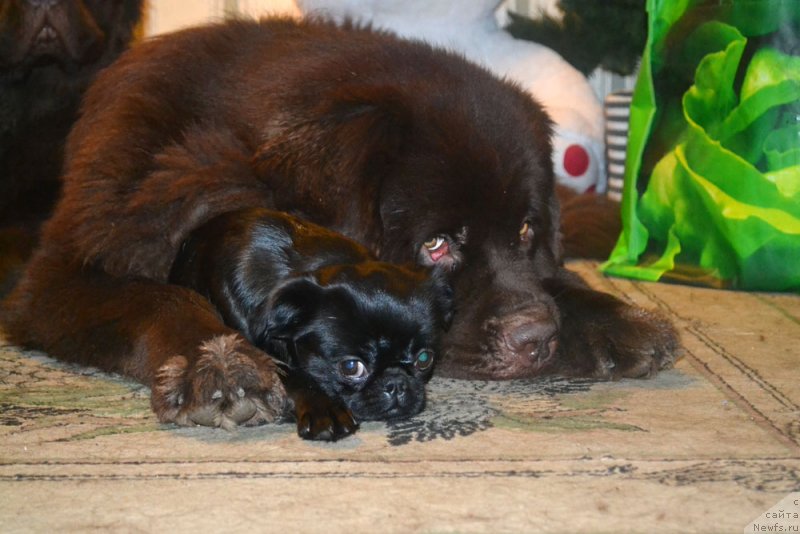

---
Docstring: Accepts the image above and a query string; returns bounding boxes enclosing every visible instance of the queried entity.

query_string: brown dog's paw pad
[151,334,287,429]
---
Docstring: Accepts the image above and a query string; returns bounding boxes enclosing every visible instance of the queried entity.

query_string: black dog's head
[261,262,452,421]
[0,0,142,72]
[170,208,453,423]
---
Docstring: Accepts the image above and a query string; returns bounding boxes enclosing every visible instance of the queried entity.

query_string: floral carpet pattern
[1,260,799,533]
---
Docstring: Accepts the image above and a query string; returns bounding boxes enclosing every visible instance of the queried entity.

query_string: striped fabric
[604,90,634,202]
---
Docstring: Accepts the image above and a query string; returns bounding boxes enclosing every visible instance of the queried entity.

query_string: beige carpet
[1,260,798,533]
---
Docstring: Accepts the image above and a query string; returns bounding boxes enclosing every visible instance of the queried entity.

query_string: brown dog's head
[374,85,563,379]
[255,48,563,380]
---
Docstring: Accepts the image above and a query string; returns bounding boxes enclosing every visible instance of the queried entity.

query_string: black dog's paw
[548,281,681,379]
[292,388,359,441]
[151,334,287,430]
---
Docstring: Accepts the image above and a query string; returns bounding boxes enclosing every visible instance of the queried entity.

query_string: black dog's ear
[255,277,324,358]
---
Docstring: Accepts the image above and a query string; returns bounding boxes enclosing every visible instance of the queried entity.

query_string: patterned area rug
[2,260,799,533]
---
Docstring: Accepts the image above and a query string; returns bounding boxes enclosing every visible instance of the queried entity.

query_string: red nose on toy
[563,144,590,177]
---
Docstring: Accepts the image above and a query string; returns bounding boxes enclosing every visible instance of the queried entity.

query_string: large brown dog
[1,17,679,428]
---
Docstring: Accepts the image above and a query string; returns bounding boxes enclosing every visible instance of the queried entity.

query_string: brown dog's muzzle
[483,305,558,378]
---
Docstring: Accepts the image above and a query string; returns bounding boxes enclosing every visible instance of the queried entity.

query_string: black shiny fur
[169,208,451,440]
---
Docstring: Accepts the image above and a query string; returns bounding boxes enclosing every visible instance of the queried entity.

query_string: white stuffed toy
[295,0,606,194]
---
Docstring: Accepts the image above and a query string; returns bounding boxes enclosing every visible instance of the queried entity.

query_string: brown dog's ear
[252,85,411,247]
[255,83,411,175]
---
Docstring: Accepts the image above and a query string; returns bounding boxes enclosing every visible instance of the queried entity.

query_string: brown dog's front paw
[151,334,287,429]
[594,306,681,379]
[554,289,681,380]
[292,388,358,441]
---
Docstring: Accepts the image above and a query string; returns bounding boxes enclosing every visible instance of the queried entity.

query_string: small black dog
[169,208,452,441]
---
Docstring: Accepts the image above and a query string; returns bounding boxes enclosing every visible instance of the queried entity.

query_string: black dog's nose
[383,374,409,402]
[496,311,559,365]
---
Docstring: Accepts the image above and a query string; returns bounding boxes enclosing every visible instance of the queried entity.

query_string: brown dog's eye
[339,358,368,380]
[419,233,460,270]
[414,349,435,371]
[519,221,534,243]
[423,236,449,261]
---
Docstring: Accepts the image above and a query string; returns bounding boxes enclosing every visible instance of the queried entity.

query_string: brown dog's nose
[496,312,559,366]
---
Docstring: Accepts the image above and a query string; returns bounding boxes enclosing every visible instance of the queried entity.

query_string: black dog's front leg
[544,270,681,379]
[281,370,359,441]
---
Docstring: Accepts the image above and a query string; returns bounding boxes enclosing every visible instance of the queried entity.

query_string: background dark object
[505,0,647,76]
[0,0,144,296]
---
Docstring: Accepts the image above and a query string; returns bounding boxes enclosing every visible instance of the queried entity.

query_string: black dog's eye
[519,221,534,244]
[414,349,435,371]
[339,358,368,380]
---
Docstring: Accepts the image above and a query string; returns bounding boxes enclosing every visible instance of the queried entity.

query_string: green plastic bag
[601,0,800,291]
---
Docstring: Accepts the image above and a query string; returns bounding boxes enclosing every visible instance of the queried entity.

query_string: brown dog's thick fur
[1,17,679,428]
